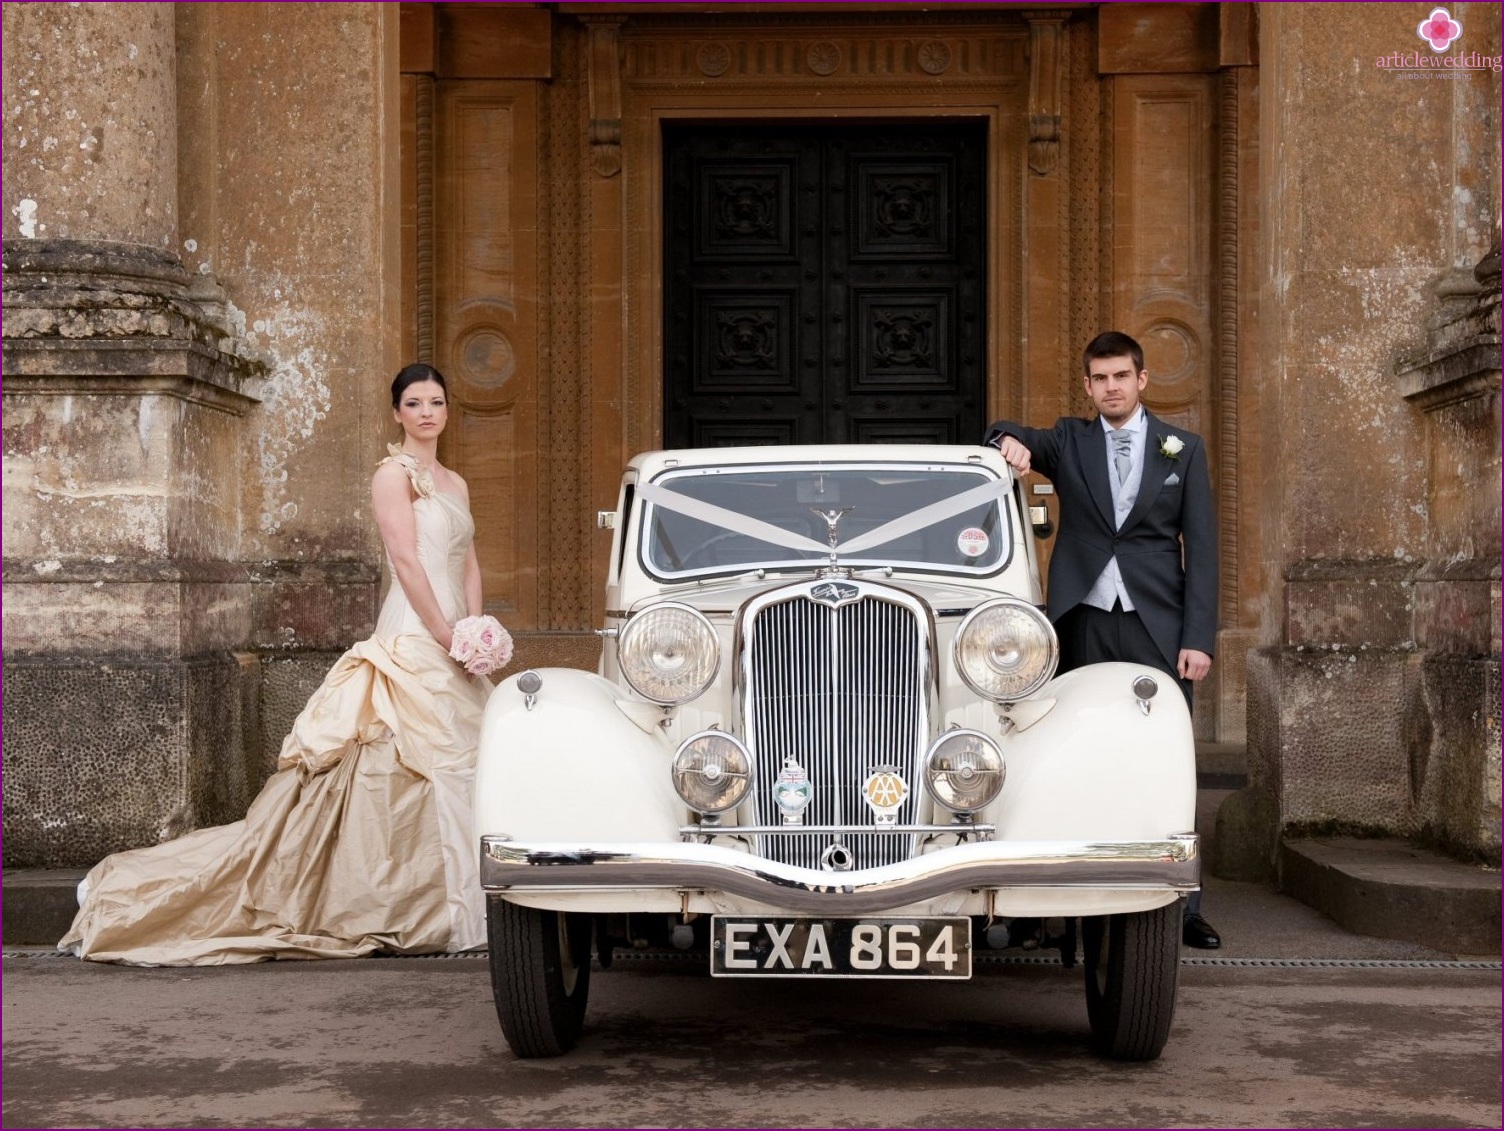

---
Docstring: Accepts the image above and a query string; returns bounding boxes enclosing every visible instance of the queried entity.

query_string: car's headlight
[953,598,1058,702]
[617,602,719,704]
[924,729,1005,812]
[672,730,752,814]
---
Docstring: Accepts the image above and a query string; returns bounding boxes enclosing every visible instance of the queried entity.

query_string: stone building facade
[4,3,1499,875]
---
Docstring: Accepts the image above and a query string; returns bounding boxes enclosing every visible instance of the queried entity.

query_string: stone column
[2,3,263,866]
[3,2,178,248]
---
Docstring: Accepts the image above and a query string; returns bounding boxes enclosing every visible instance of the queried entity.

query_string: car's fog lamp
[618,602,719,704]
[924,729,1005,812]
[672,730,752,814]
[954,598,1058,702]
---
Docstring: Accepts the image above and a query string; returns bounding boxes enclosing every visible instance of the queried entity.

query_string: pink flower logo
[1417,7,1462,52]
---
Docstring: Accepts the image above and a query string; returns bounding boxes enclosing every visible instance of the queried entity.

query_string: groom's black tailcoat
[985,412,1218,673]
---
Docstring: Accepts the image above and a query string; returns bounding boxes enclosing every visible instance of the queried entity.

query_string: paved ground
[5,868,1500,1130]
[3,947,1498,1128]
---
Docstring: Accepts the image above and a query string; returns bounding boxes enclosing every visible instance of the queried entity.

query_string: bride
[62,364,494,964]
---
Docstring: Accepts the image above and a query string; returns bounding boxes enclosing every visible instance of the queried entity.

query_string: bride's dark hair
[391,362,448,407]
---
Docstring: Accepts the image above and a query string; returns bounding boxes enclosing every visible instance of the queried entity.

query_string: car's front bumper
[480,833,1199,916]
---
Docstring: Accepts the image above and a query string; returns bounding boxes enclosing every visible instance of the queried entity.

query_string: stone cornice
[2,340,262,414]
[2,238,265,414]
[1396,246,1503,413]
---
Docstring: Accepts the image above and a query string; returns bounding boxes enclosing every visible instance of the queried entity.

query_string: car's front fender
[474,668,684,843]
[988,662,1197,842]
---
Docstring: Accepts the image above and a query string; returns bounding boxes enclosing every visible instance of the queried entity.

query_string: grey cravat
[1110,428,1132,489]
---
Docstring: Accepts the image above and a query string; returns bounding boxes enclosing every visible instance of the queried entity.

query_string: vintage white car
[474,445,1197,1060]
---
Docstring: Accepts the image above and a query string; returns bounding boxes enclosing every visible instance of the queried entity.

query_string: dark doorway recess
[663,122,988,448]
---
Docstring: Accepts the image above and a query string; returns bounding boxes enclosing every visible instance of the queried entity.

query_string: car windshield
[639,462,1012,580]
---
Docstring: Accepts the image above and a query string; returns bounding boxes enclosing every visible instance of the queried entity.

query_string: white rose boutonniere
[1158,434,1185,460]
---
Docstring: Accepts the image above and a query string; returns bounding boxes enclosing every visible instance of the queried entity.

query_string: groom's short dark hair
[1082,331,1145,376]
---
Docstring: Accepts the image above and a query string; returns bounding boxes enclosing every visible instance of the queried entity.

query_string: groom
[984,330,1221,949]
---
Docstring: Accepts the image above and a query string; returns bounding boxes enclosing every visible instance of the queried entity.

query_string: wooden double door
[663,123,988,448]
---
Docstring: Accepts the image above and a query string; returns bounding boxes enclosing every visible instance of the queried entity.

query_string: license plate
[710,916,971,979]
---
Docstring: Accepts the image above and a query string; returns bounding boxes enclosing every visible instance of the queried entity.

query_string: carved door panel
[663,124,987,447]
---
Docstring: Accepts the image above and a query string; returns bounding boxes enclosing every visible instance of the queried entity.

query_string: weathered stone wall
[1243,1,1502,867]
[174,2,400,790]
[2,3,398,866]
[176,3,397,584]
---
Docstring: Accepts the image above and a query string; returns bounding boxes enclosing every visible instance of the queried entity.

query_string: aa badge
[862,768,908,827]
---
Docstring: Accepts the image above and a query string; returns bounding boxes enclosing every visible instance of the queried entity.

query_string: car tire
[1081,900,1180,1061]
[487,895,593,1058]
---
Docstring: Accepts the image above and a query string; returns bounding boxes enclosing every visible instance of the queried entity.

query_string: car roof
[626,445,1010,478]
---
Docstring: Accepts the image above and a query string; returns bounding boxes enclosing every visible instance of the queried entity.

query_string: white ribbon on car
[835,478,1010,553]
[637,481,830,555]
[638,476,1010,557]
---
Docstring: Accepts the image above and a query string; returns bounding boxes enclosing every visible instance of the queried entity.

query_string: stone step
[1196,740,1247,789]
[1281,836,1502,956]
[4,869,86,948]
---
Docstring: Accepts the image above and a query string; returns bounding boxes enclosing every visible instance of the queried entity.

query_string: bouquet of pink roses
[448,614,514,677]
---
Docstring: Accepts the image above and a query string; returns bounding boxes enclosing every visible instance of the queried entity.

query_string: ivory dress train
[61,449,491,964]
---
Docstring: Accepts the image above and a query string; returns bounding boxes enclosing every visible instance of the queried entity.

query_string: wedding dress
[61,448,491,964]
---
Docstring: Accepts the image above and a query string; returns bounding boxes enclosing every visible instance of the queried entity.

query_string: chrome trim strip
[678,824,994,837]
[480,833,1199,915]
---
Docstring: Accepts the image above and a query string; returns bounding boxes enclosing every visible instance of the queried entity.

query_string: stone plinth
[2,653,263,868]
[3,241,263,655]
[1,0,268,872]
[1394,248,1502,862]
[2,238,265,865]
[1247,647,1420,833]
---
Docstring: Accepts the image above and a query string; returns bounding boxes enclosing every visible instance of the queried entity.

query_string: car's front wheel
[486,895,593,1057]
[1081,900,1181,1061]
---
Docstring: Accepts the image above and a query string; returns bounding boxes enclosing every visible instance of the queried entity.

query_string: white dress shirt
[1082,405,1147,612]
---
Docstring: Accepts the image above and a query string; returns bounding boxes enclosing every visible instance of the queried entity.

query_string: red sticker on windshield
[957,527,989,557]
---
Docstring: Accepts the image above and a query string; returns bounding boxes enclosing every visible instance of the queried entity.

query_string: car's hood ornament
[811,506,854,572]
[811,506,853,551]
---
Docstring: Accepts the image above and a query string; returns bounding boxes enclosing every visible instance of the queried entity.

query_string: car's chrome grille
[744,590,926,869]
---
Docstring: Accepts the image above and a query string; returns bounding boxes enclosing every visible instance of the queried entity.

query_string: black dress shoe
[1182,912,1221,949]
